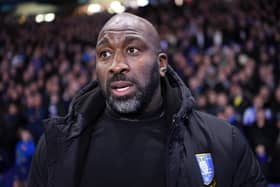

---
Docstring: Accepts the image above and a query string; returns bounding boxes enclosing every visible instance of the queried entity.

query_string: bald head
[98,13,161,51]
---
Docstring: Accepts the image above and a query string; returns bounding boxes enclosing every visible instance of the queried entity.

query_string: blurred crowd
[0,0,280,186]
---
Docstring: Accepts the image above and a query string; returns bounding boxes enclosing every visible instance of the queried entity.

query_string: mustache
[107,74,136,85]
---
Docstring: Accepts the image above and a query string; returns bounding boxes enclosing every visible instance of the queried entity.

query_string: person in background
[14,129,35,187]
[243,95,272,126]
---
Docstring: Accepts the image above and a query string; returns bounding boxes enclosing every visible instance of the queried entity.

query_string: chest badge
[195,153,215,186]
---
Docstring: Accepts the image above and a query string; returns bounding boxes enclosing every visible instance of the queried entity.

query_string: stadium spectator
[0,0,279,185]
[14,129,35,187]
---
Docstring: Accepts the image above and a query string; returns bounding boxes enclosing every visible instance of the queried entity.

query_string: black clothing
[80,108,167,187]
[245,121,278,155]
[269,134,280,183]
[28,65,266,187]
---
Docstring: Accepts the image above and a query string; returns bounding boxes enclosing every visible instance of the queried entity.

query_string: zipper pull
[172,114,178,124]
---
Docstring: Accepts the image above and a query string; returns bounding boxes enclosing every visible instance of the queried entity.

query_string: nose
[109,50,129,74]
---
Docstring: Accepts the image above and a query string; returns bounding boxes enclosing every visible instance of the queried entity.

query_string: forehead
[97,29,149,46]
[99,14,150,35]
[97,14,159,49]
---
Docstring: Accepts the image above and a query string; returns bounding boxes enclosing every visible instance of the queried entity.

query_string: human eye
[98,50,112,60]
[127,47,140,55]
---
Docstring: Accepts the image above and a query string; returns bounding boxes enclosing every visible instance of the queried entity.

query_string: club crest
[195,153,215,186]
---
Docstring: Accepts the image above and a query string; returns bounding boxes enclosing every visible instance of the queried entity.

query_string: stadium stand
[0,0,279,186]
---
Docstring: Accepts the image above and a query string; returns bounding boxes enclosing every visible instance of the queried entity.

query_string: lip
[110,81,135,97]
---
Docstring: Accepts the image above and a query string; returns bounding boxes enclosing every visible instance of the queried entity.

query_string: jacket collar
[162,65,195,122]
[52,65,195,139]
[43,65,197,187]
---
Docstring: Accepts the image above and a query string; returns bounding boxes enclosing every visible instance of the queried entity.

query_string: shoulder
[43,81,104,135]
[191,110,230,127]
[34,135,47,160]
[188,110,246,153]
[188,110,266,185]
[190,110,234,137]
[28,135,48,187]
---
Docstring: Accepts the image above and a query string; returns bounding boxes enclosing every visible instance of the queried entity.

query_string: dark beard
[104,64,160,115]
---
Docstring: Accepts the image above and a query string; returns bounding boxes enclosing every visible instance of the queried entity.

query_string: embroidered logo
[195,153,215,186]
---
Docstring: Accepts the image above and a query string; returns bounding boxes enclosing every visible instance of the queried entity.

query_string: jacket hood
[163,65,195,119]
[52,65,196,139]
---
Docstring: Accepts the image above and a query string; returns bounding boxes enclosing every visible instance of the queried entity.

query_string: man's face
[96,25,161,114]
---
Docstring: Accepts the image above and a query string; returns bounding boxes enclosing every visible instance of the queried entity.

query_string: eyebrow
[96,37,109,48]
[125,36,161,53]
[123,36,146,45]
[96,36,148,48]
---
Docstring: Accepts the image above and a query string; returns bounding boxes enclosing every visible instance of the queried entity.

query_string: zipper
[166,114,178,187]
[165,112,189,187]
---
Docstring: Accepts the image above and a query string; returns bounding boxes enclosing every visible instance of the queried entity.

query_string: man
[28,13,266,187]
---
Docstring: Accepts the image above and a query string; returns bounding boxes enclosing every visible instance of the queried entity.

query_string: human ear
[158,53,168,77]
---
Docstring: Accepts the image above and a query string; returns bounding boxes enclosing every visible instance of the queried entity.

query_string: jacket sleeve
[27,135,48,187]
[231,126,267,187]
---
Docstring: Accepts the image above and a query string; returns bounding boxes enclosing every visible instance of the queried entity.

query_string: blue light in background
[0,4,13,12]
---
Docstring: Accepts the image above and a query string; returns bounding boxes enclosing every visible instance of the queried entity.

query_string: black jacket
[28,66,266,187]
